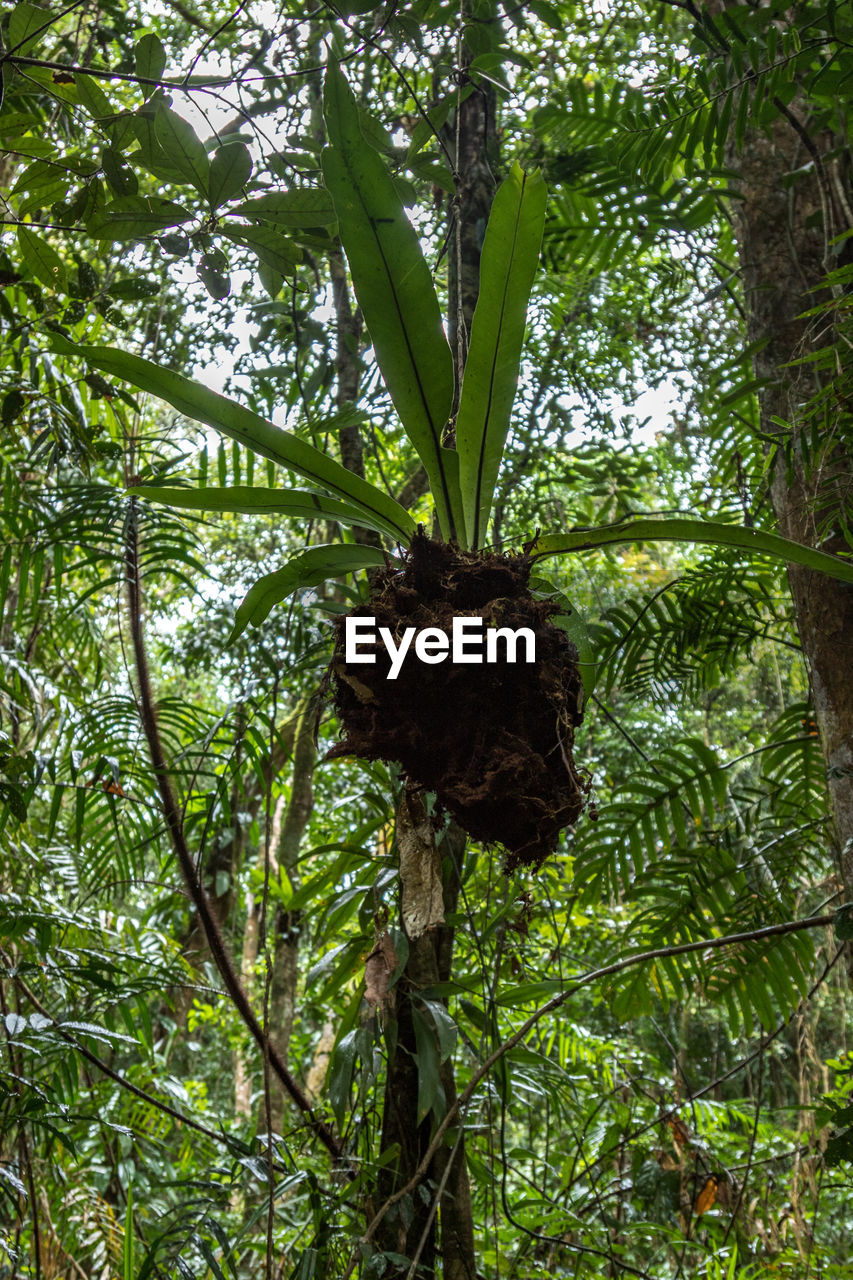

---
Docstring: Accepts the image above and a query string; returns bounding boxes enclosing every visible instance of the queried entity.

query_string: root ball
[327,532,586,871]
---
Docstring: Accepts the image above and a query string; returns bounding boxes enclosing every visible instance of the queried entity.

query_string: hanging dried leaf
[397,787,444,939]
[668,1115,690,1147]
[694,1174,720,1217]
[364,930,398,1012]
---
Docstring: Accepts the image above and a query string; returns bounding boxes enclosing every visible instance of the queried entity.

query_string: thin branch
[123,499,343,1161]
[357,911,835,1252]
[0,53,234,88]
[11,972,228,1147]
[183,3,247,83]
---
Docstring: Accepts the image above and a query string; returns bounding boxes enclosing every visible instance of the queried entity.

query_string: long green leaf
[231,544,387,640]
[533,518,853,585]
[321,60,464,544]
[456,163,546,548]
[47,337,415,544]
[132,485,395,538]
[123,1183,134,1280]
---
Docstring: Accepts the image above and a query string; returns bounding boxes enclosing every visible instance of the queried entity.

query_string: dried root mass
[328,532,587,871]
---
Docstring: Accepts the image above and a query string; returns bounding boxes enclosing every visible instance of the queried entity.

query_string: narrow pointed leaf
[131,484,396,538]
[532,518,853,585]
[322,60,463,543]
[457,163,546,547]
[47,337,415,543]
[123,1183,134,1280]
[231,544,387,640]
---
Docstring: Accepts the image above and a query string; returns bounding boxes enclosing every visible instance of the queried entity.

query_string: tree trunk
[710,1,853,893]
[371,34,502,1276]
[447,68,498,412]
[376,809,475,1279]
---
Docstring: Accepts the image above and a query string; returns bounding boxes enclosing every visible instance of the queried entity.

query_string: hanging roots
[327,531,587,871]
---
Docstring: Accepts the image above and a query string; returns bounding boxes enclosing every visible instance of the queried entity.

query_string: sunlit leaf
[322,60,464,543]
[533,519,853,586]
[456,163,546,547]
[230,543,387,640]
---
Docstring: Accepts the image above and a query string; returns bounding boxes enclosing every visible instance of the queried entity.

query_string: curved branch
[124,500,343,1161]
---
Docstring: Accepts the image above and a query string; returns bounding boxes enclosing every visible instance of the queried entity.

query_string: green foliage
[1,0,853,1276]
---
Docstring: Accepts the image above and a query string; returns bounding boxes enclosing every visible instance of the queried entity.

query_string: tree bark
[708,1,853,893]
[446,60,498,424]
[372,34,501,1276]
[375,810,475,1279]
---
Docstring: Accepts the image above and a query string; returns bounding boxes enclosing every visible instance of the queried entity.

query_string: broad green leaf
[75,75,113,120]
[411,1003,441,1122]
[8,3,48,55]
[305,937,366,1001]
[532,519,853,586]
[495,979,564,1007]
[221,224,301,275]
[12,148,96,193]
[456,163,547,547]
[208,143,252,207]
[135,33,166,83]
[419,998,457,1062]
[322,60,464,543]
[327,1029,358,1128]
[47,338,415,543]
[131,484,397,538]
[101,146,138,197]
[154,105,209,193]
[231,544,387,640]
[197,256,230,299]
[17,226,66,291]
[130,112,186,185]
[230,189,336,227]
[87,196,192,239]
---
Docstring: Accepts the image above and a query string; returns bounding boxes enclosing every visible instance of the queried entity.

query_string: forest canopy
[1,0,853,1277]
